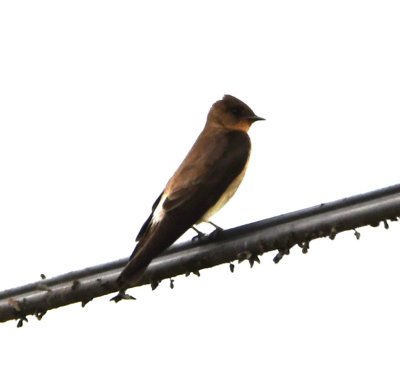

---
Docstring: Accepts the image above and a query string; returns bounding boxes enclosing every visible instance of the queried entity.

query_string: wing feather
[118,129,250,287]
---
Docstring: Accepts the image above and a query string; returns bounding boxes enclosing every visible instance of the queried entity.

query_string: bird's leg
[207,221,223,239]
[207,221,222,231]
[191,226,206,242]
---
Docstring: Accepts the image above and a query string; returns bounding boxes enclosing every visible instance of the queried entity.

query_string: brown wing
[162,130,250,214]
[117,129,250,287]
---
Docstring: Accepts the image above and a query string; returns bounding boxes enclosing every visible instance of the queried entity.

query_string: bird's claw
[191,232,207,242]
[209,227,223,240]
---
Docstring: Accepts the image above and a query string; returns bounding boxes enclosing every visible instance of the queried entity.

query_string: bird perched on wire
[115,94,264,298]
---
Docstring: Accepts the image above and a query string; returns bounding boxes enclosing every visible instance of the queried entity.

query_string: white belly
[199,158,249,222]
[151,154,250,226]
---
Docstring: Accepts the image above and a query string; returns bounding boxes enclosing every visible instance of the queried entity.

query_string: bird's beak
[247,115,265,123]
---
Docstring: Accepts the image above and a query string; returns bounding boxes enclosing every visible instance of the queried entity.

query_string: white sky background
[1,0,400,373]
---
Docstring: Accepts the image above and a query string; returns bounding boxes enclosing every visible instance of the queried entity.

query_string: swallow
[116,94,264,292]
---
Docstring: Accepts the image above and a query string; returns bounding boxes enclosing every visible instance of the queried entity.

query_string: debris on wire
[151,280,160,290]
[329,227,337,240]
[1,183,400,325]
[300,241,310,254]
[185,270,200,277]
[81,298,93,308]
[110,291,136,303]
[34,309,46,321]
[71,280,80,291]
[273,251,285,264]
[17,316,28,328]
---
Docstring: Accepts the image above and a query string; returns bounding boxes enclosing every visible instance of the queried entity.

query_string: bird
[116,94,264,295]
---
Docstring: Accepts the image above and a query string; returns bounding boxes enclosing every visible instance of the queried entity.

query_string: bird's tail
[116,260,146,290]
[116,226,168,291]
[116,217,192,293]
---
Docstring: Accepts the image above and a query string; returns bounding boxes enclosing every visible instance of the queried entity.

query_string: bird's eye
[231,107,240,115]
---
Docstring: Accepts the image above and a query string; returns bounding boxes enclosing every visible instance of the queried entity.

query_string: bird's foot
[209,227,223,240]
[191,226,206,242]
[207,221,222,231]
[207,221,223,240]
[191,233,207,242]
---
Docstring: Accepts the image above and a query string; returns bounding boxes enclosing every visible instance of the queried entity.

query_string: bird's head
[207,94,265,132]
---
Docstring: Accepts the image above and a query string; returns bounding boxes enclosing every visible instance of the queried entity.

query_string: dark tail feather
[116,216,194,292]
[116,260,146,290]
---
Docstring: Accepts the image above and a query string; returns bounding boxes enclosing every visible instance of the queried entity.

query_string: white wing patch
[151,194,167,224]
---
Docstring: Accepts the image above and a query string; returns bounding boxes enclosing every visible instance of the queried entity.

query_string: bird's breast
[199,156,250,223]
